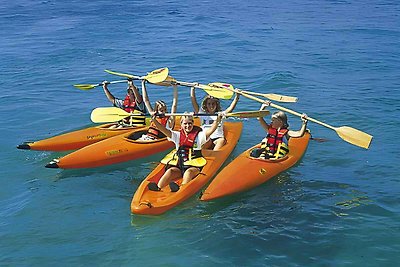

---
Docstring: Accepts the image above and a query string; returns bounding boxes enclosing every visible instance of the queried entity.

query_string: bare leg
[213,138,226,150]
[157,167,181,188]
[182,167,200,185]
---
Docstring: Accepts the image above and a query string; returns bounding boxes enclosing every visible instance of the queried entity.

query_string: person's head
[201,95,221,113]
[180,114,195,133]
[126,84,138,99]
[154,100,167,114]
[271,111,289,129]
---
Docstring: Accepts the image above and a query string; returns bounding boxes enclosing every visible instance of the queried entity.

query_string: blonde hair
[201,95,221,112]
[272,111,289,128]
[180,113,194,123]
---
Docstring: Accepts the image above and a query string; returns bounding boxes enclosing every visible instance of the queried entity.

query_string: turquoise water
[1,0,399,266]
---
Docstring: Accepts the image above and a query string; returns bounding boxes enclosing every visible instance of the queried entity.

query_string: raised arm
[150,115,172,138]
[102,81,116,105]
[204,113,223,140]
[141,80,154,114]
[191,87,200,113]
[167,85,178,128]
[258,103,271,132]
[288,114,308,138]
[128,80,143,104]
[224,92,240,113]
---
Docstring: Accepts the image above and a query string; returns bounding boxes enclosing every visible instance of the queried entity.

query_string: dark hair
[201,95,221,112]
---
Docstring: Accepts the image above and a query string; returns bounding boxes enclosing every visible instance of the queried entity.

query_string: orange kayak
[200,131,310,201]
[45,117,200,169]
[17,121,150,152]
[131,121,243,215]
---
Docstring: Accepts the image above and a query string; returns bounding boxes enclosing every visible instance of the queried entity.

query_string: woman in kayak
[138,80,178,141]
[191,87,240,150]
[102,79,146,127]
[148,113,223,192]
[251,102,308,159]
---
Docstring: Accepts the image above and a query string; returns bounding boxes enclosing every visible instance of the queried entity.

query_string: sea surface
[1,0,399,266]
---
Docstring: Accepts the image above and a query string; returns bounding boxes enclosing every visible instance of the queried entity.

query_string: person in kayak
[251,102,308,159]
[102,79,146,127]
[191,87,240,150]
[148,113,223,192]
[138,80,178,141]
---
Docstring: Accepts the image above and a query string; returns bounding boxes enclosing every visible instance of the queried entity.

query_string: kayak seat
[127,130,148,140]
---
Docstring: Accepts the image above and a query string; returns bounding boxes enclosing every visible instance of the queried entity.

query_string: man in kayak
[147,113,223,192]
[191,87,240,150]
[102,79,146,127]
[251,102,308,159]
[138,80,178,140]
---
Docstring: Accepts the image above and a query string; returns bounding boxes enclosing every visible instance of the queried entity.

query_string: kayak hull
[131,121,243,215]
[17,121,150,152]
[49,128,174,169]
[200,131,310,201]
[47,117,200,169]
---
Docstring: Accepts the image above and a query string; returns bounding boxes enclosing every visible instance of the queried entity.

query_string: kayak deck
[17,120,150,151]
[200,131,310,201]
[131,121,243,215]
[45,117,199,169]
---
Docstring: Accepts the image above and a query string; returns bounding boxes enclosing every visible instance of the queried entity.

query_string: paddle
[90,107,270,123]
[104,67,169,84]
[163,110,270,118]
[235,90,373,149]
[74,80,127,90]
[155,76,234,100]
[74,68,169,90]
[90,107,145,123]
[241,90,298,103]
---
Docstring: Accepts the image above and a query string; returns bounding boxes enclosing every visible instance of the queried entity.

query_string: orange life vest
[147,116,169,139]
[262,128,288,154]
[177,126,202,164]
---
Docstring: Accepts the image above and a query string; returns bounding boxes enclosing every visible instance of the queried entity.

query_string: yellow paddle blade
[90,107,130,123]
[227,110,270,118]
[144,67,169,84]
[104,67,169,84]
[73,84,97,90]
[155,75,177,86]
[241,90,297,103]
[197,82,234,100]
[336,126,373,149]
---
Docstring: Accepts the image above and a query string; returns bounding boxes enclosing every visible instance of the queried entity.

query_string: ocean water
[1,0,399,266]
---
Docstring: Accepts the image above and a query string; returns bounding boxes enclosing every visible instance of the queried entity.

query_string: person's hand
[128,79,134,87]
[219,111,227,119]
[102,81,109,89]
[301,113,308,124]
[260,101,271,110]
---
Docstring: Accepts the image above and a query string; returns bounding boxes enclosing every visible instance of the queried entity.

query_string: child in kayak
[138,80,178,141]
[251,102,308,159]
[191,87,240,150]
[102,79,146,127]
[148,113,223,192]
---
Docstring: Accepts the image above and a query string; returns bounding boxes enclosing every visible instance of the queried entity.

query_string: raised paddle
[74,67,169,90]
[235,89,373,149]
[104,67,169,84]
[74,80,127,90]
[155,76,234,100]
[90,107,270,123]
[240,90,298,103]
[163,110,270,118]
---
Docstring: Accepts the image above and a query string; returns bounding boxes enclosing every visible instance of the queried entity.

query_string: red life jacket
[262,128,288,154]
[123,95,137,113]
[147,116,169,139]
[178,126,202,163]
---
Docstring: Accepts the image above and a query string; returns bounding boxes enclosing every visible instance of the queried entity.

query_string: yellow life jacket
[161,149,207,167]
